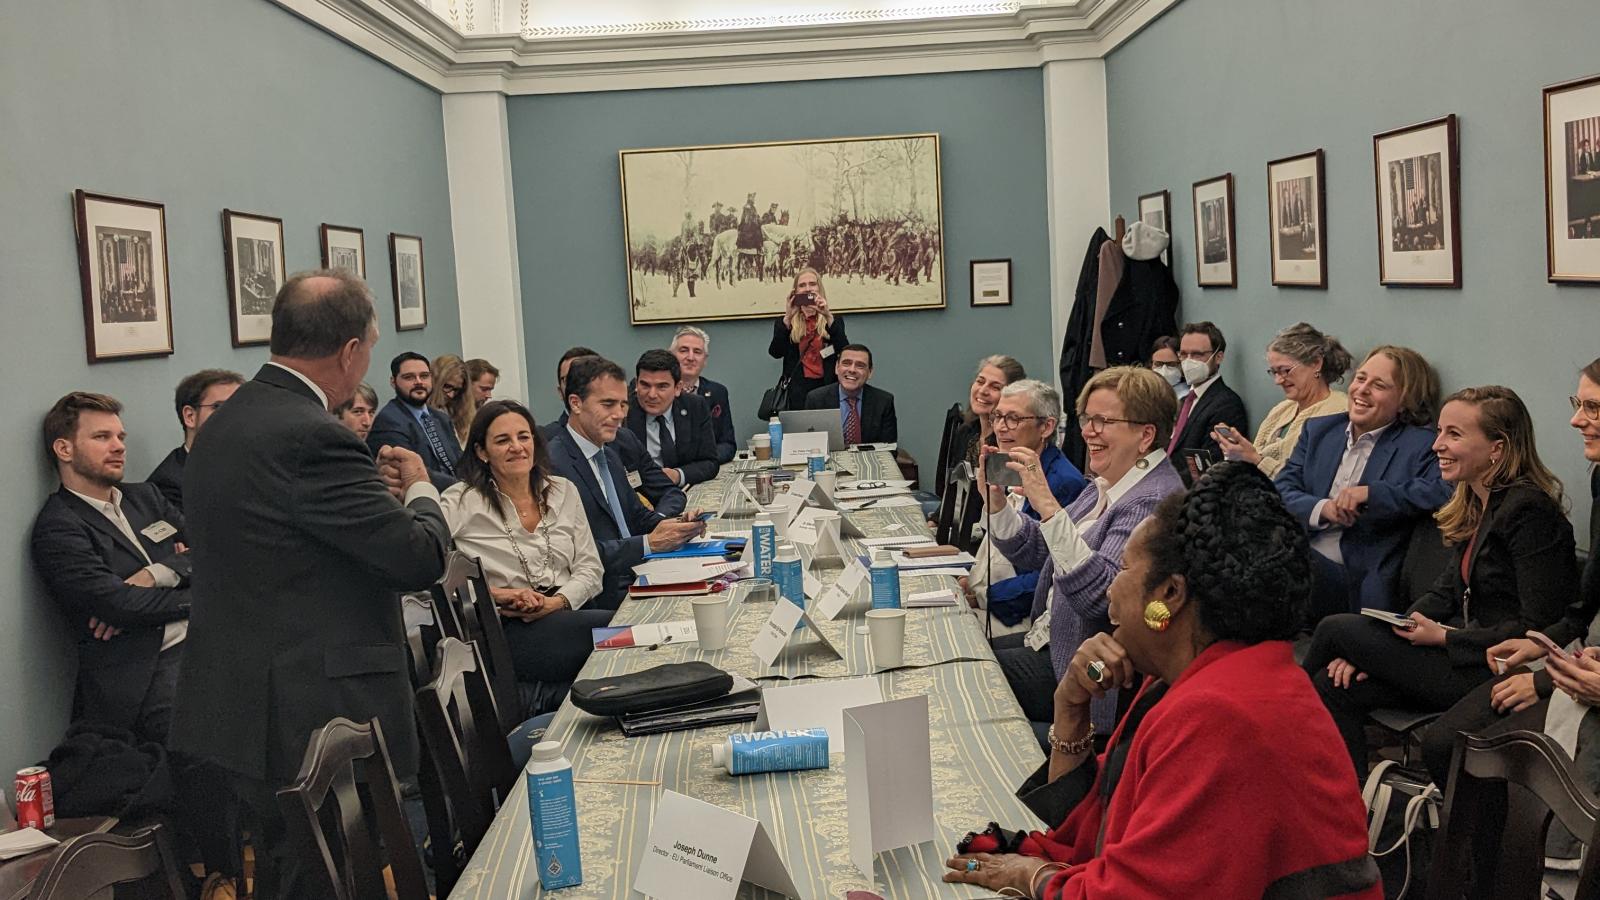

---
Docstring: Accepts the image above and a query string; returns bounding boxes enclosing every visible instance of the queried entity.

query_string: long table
[450,451,1045,899]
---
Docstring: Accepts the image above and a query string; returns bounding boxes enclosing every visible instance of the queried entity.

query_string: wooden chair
[426,551,475,641]
[274,717,428,900]
[414,637,518,896]
[452,557,528,729]
[932,402,964,497]
[934,462,981,553]
[27,825,187,900]
[1427,730,1600,900]
[401,591,446,687]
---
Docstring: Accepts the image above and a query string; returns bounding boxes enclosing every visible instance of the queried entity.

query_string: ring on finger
[1087,660,1107,685]
[966,860,981,872]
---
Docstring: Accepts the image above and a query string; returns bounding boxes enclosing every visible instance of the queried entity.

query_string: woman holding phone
[768,267,849,410]
[1210,322,1352,478]
[1301,385,1576,780]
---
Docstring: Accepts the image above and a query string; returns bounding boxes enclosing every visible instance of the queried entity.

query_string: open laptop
[778,409,846,452]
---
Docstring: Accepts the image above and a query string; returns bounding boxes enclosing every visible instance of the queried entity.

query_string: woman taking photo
[943,464,1378,898]
[767,267,849,409]
[985,366,1183,734]
[441,400,612,714]
[430,353,477,447]
[1212,322,1352,477]
[1303,385,1577,780]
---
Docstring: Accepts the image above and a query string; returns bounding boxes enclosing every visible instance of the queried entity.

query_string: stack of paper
[905,588,960,608]
[890,549,976,570]
[592,620,698,650]
[0,827,58,861]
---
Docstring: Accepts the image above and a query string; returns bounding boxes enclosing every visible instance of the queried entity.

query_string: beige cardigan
[1251,391,1349,478]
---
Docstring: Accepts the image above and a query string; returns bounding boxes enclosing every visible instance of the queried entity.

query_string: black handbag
[569,661,733,717]
[757,357,804,420]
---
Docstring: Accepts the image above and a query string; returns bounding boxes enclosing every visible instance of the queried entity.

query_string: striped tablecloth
[450,452,1046,900]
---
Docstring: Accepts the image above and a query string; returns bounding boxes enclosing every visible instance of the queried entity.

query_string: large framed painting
[1373,115,1461,287]
[1545,74,1600,283]
[1191,174,1236,287]
[320,223,367,279]
[618,133,945,325]
[389,233,427,331]
[222,209,286,347]
[1267,150,1327,288]
[73,189,174,363]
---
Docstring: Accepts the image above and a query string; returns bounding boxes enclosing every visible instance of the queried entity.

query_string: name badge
[820,345,835,359]
[627,470,644,489]
[141,520,177,542]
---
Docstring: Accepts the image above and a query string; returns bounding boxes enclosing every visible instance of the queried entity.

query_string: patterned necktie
[1167,392,1196,455]
[844,395,861,445]
[593,449,631,538]
[655,415,677,467]
[419,409,455,475]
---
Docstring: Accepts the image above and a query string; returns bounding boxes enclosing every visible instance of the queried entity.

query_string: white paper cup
[692,596,731,651]
[751,434,772,460]
[814,469,837,498]
[811,510,842,548]
[741,577,778,603]
[763,504,791,540]
[866,608,906,669]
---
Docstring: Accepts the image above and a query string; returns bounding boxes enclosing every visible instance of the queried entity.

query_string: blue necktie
[419,409,455,475]
[594,449,631,538]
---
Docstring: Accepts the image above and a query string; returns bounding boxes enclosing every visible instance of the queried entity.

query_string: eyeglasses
[987,413,1043,429]
[1081,414,1147,434]
[441,384,463,398]
[1571,396,1600,421]
[1266,363,1301,380]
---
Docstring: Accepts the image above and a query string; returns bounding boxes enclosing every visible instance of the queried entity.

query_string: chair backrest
[1401,514,1452,605]
[935,463,980,553]
[274,717,429,900]
[401,592,445,687]
[427,551,476,640]
[414,637,518,894]
[933,403,965,496]
[28,825,187,900]
[453,557,526,731]
[1427,730,1600,900]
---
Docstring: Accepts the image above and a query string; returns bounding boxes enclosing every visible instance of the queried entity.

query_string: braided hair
[1140,461,1311,643]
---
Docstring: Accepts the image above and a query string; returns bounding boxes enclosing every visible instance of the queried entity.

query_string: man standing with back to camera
[169,269,450,899]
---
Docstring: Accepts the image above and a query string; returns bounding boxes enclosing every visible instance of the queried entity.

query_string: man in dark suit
[670,325,736,462]
[169,271,450,899]
[545,346,687,516]
[31,392,192,745]
[145,369,243,512]
[545,355,705,608]
[626,349,719,487]
[1166,321,1248,475]
[802,343,897,445]
[367,350,460,489]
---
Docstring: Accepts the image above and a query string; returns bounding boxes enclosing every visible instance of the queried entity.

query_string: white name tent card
[634,790,800,900]
[844,695,937,874]
[813,558,870,621]
[750,597,842,668]
[759,676,884,743]
[779,430,830,465]
[715,478,762,519]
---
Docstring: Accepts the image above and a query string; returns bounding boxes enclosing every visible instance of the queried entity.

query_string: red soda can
[14,767,55,829]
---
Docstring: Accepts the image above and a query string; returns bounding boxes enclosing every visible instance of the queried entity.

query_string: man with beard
[368,350,461,488]
[31,391,192,745]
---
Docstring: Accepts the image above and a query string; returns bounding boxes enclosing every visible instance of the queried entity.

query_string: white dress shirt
[440,477,604,609]
[67,487,187,651]
[1309,422,1390,565]
[566,424,650,553]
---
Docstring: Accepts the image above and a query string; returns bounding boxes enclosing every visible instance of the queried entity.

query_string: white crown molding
[269,0,1181,94]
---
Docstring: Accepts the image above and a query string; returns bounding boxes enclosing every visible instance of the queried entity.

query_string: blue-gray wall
[1107,0,1600,538]
[507,69,1054,472]
[0,0,458,773]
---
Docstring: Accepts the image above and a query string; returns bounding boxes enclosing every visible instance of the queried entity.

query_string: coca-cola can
[14,766,54,830]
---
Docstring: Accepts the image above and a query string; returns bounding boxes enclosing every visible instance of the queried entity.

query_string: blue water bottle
[768,416,784,461]
[774,542,804,627]
[526,741,583,889]
[869,550,901,610]
[752,518,776,578]
[807,452,826,477]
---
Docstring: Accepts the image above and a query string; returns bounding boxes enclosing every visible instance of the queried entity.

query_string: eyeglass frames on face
[1080,415,1145,434]
[987,413,1043,429]
[1571,395,1600,421]
[197,401,227,412]
[1266,363,1301,380]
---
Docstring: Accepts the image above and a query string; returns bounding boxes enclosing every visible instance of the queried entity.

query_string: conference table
[450,450,1046,899]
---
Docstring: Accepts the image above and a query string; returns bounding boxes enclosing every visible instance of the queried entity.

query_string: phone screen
[984,452,1023,488]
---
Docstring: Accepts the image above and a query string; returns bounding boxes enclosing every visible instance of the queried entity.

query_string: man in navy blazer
[626,350,720,487]
[670,326,736,463]
[802,344,898,444]
[367,351,460,489]
[31,392,192,745]
[1276,400,1451,619]
[545,356,706,608]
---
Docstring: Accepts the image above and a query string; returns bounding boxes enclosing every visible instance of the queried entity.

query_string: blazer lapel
[673,398,692,456]
[1359,425,1404,486]
[556,432,606,510]
[58,488,146,563]
[1183,387,1218,445]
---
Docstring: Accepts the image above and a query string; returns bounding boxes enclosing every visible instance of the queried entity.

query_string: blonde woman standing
[767,267,849,410]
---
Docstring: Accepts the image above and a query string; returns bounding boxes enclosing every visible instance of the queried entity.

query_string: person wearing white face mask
[1165,322,1247,474]
[1148,337,1187,401]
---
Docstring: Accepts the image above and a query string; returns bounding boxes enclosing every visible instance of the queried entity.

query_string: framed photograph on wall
[1191,174,1236,287]
[1545,74,1600,283]
[1267,150,1327,288]
[72,189,174,363]
[1138,190,1172,263]
[320,223,366,279]
[222,209,286,347]
[618,133,945,324]
[1373,115,1461,287]
[389,233,427,331]
[969,259,1011,307]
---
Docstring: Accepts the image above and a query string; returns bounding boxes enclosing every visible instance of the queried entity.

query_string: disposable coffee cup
[763,504,791,540]
[752,434,772,461]
[692,596,731,651]
[866,608,907,669]
[814,469,837,498]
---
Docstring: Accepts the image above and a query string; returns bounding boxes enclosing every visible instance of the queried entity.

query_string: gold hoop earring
[1143,600,1172,632]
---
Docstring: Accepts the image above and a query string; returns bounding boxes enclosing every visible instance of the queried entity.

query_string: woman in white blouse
[442,400,610,705]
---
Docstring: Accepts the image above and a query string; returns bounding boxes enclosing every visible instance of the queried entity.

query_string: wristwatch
[1046,722,1095,755]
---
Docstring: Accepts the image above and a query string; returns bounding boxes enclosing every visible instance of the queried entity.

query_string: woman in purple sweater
[985,366,1184,739]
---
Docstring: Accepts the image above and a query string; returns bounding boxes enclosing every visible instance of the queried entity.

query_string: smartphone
[1215,424,1236,441]
[983,452,1023,488]
[1527,629,1572,661]
[794,291,818,307]
[682,510,716,523]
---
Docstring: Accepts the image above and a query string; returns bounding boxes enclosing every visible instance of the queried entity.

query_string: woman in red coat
[945,462,1380,899]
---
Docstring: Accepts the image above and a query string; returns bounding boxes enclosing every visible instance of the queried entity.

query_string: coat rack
[1114,215,1127,241]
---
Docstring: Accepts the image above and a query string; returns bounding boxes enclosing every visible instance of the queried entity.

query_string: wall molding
[270,0,1180,94]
